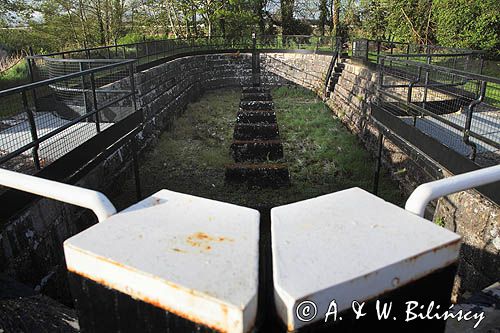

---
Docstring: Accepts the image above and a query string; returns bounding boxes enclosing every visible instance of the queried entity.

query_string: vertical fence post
[408,66,422,126]
[79,61,90,124]
[144,36,150,64]
[373,131,384,195]
[27,47,38,110]
[422,54,431,110]
[376,41,381,64]
[463,81,486,160]
[378,58,385,88]
[129,62,138,113]
[89,72,100,133]
[365,39,369,61]
[22,91,41,170]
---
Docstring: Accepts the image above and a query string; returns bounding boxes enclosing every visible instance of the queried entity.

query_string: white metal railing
[405,164,500,217]
[0,168,116,222]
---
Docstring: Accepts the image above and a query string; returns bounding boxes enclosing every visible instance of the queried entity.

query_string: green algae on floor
[113,86,404,210]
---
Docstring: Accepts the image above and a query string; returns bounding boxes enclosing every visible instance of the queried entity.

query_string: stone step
[233,123,280,140]
[239,100,274,111]
[225,163,290,187]
[242,86,270,94]
[329,77,339,86]
[231,140,284,162]
[241,92,273,101]
[236,110,277,124]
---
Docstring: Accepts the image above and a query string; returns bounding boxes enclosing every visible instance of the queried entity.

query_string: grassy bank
[113,86,404,210]
[0,60,30,91]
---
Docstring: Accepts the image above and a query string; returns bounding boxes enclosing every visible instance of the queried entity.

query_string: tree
[330,0,339,36]
[433,0,499,55]
[319,0,327,35]
[280,0,294,35]
[0,0,30,27]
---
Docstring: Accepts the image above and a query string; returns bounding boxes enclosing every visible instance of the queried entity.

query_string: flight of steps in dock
[225,87,290,187]
[325,54,347,98]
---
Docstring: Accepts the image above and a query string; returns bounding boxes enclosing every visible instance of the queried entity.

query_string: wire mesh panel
[377,56,500,166]
[0,59,137,174]
[353,39,485,75]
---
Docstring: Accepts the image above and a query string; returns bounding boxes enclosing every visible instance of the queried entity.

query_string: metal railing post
[378,58,385,89]
[79,61,90,123]
[21,91,41,170]
[463,80,487,160]
[27,47,38,108]
[372,131,384,195]
[365,39,369,61]
[376,41,381,64]
[89,72,100,133]
[128,62,138,112]
[422,53,431,110]
[408,66,422,126]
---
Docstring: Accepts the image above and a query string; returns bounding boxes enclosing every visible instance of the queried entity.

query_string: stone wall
[434,176,500,299]
[326,58,500,298]
[0,51,332,305]
[260,52,333,93]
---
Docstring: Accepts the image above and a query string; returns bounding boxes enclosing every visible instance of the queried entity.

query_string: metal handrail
[0,168,117,222]
[405,164,500,217]
[32,35,338,60]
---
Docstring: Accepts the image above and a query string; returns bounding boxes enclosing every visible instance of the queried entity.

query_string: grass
[0,59,30,91]
[0,60,30,118]
[113,86,404,211]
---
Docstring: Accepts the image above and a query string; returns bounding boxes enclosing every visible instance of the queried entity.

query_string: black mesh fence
[0,59,137,174]
[352,39,485,75]
[377,56,500,166]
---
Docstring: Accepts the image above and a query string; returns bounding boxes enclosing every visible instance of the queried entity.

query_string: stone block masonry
[326,58,500,299]
[0,51,333,304]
